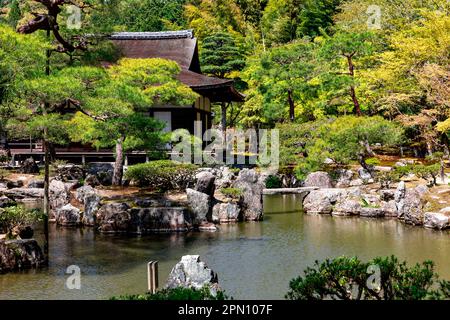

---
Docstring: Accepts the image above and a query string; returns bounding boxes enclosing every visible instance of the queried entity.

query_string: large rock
[129,207,192,233]
[195,171,215,197]
[233,169,265,221]
[360,207,385,218]
[75,185,96,204]
[83,193,101,226]
[214,166,235,189]
[212,202,241,223]
[358,167,373,183]
[380,190,395,202]
[335,169,354,188]
[303,171,333,188]
[87,163,114,186]
[3,188,44,200]
[49,180,70,218]
[303,188,349,214]
[0,239,46,273]
[54,165,85,182]
[84,174,100,187]
[19,158,39,174]
[0,195,16,208]
[394,181,406,203]
[56,204,81,227]
[381,200,398,217]
[6,180,23,189]
[186,188,211,225]
[96,202,131,233]
[398,187,428,226]
[332,199,361,216]
[27,179,44,189]
[165,255,220,293]
[424,212,449,230]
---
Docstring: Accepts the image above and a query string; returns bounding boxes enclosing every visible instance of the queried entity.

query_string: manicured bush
[124,160,198,191]
[0,205,42,239]
[220,187,243,199]
[265,175,282,189]
[111,287,228,300]
[286,255,450,300]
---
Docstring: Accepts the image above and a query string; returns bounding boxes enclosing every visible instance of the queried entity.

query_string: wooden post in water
[147,261,159,294]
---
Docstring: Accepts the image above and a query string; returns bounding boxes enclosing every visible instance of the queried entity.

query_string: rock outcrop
[212,202,241,223]
[56,204,82,227]
[195,171,216,197]
[303,171,333,188]
[186,188,211,225]
[303,188,350,214]
[0,239,46,273]
[19,158,39,174]
[96,202,131,233]
[165,255,220,294]
[49,180,70,218]
[424,212,450,230]
[233,169,265,221]
[129,207,192,233]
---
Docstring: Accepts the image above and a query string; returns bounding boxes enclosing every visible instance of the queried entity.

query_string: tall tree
[201,31,245,131]
[66,58,197,185]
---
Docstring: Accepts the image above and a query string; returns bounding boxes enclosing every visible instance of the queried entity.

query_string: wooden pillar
[147,261,159,294]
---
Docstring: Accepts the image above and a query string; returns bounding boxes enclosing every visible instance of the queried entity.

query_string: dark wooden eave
[110,30,245,103]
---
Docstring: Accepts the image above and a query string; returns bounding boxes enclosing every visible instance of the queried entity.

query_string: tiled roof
[110,30,194,40]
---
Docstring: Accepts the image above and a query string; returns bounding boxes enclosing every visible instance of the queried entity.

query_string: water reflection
[0,195,448,300]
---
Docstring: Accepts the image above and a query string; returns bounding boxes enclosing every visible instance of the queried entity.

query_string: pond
[0,194,449,300]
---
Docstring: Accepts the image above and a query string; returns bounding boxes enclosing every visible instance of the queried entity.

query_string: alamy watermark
[65,265,81,290]
[170,121,279,170]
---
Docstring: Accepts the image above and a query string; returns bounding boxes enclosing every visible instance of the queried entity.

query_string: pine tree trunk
[346,55,362,116]
[112,137,125,186]
[288,89,295,122]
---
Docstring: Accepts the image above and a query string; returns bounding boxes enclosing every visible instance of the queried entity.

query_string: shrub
[413,163,440,186]
[265,175,282,189]
[0,205,42,239]
[286,255,450,300]
[125,160,198,191]
[220,187,243,199]
[0,168,9,181]
[111,287,228,300]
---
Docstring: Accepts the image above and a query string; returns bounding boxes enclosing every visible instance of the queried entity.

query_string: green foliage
[111,286,228,300]
[277,116,403,179]
[286,255,450,300]
[413,163,440,186]
[220,187,243,198]
[124,160,198,191]
[201,31,246,78]
[0,205,42,239]
[265,175,282,189]
[365,157,380,167]
[0,168,9,180]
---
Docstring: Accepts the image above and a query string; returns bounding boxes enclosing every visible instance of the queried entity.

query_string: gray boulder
[360,207,385,218]
[75,185,96,204]
[399,188,427,225]
[303,171,333,188]
[381,200,398,217]
[49,180,70,218]
[165,255,220,293]
[56,204,81,227]
[233,169,265,221]
[424,212,449,230]
[303,188,348,215]
[358,167,372,181]
[0,239,46,273]
[394,181,406,203]
[6,180,23,189]
[195,171,216,197]
[84,174,100,187]
[212,202,241,223]
[0,195,16,208]
[87,163,114,186]
[19,158,39,174]
[332,198,361,216]
[129,207,192,233]
[83,193,101,226]
[27,179,44,189]
[96,202,131,233]
[335,169,354,188]
[380,190,395,201]
[186,188,211,225]
[3,188,44,200]
[214,166,235,189]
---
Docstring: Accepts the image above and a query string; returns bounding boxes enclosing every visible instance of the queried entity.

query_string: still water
[1,194,449,300]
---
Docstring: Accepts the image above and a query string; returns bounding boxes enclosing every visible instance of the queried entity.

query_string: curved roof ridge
[111,30,194,40]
